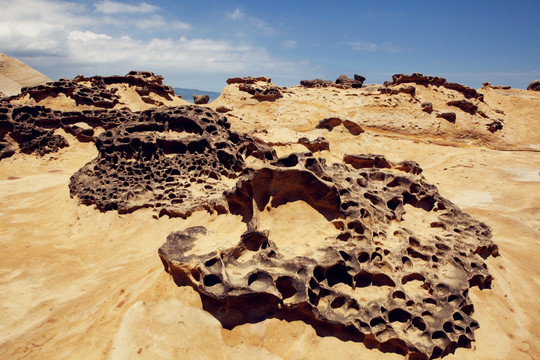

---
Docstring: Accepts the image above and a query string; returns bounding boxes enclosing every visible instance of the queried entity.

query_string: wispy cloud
[282,40,297,48]
[227,8,244,20]
[347,41,400,53]
[94,1,159,14]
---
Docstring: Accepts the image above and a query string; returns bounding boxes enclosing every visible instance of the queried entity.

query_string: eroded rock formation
[69,106,276,217]
[230,77,283,101]
[17,71,176,108]
[159,152,498,359]
[388,73,484,101]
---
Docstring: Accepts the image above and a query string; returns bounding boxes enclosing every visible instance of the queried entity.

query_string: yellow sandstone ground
[0,72,539,360]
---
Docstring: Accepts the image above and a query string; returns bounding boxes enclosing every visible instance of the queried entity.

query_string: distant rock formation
[301,74,366,89]
[228,76,283,101]
[193,94,210,104]
[527,80,540,91]
[335,74,365,88]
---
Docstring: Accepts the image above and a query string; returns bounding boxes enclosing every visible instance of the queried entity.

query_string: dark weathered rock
[421,102,433,114]
[379,85,416,97]
[238,84,283,101]
[315,117,364,136]
[335,74,365,88]
[229,77,283,101]
[527,80,540,91]
[437,112,457,123]
[447,100,478,115]
[486,120,503,133]
[193,94,210,104]
[389,73,484,101]
[18,71,176,108]
[69,105,276,217]
[297,137,330,152]
[482,82,511,90]
[159,152,498,359]
[227,76,271,85]
[300,79,335,88]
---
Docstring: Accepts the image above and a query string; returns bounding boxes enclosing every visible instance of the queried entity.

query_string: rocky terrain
[1,55,539,360]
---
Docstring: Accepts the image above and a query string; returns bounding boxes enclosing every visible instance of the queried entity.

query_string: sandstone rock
[159,152,498,359]
[527,80,540,91]
[193,94,210,104]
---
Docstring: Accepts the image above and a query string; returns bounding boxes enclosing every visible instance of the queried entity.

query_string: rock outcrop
[193,94,210,104]
[159,152,498,360]
[388,73,484,101]
[228,77,283,101]
[301,74,365,89]
[335,74,365,88]
[527,80,540,91]
[17,71,176,108]
[69,105,276,217]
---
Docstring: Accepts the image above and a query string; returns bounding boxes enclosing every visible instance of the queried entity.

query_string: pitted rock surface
[18,71,176,108]
[159,152,498,359]
[69,105,276,217]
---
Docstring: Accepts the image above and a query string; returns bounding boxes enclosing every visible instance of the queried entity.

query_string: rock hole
[326,264,353,287]
[203,274,221,287]
[412,317,426,331]
[330,296,346,309]
[276,276,297,299]
[372,273,396,287]
[388,308,412,323]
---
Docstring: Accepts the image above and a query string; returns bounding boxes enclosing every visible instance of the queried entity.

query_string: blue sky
[1,0,539,91]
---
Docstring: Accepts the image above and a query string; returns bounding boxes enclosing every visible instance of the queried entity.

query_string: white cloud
[94,1,159,14]
[227,8,244,20]
[347,41,399,53]
[282,40,297,48]
[135,15,191,31]
[249,18,274,35]
[0,0,315,89]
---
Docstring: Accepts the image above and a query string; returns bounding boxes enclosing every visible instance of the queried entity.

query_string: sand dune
[0,52,51,96]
